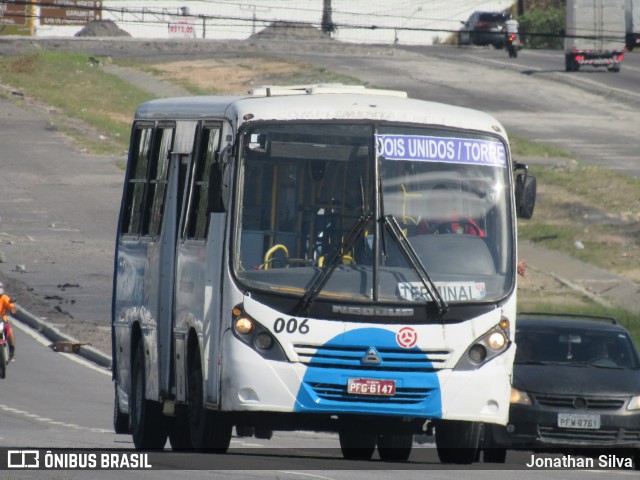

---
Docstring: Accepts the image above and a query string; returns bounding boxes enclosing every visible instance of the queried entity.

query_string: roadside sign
[168,16,196,38]
[0,1,28,26]
[39,0,102,26]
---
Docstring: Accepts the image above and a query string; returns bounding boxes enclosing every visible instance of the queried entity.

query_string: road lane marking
[0,403,111,433]
[277,473,337,480]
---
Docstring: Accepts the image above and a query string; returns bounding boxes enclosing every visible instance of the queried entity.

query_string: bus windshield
[233,123,513,306]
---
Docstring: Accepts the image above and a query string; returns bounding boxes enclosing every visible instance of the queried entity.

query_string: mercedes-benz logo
[362,347,381,365]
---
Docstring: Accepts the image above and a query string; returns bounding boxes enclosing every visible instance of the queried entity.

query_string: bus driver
[416,184,485,236]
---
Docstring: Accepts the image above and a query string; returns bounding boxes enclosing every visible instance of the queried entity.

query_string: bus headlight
[455,324,511,370]
[254,332,273,350]
[234,317,254,335]
[487,331,507,350]
[231,305,288,362]
[468,344,487,363]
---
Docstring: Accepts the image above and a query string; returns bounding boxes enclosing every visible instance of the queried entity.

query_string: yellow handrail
[263,244,288,270]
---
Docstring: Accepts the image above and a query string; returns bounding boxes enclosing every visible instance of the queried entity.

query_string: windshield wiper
[294,213,372,315]
[383,215,449,316]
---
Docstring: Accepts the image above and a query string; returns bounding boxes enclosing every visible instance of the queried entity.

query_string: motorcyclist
[0,283,17,361]
[504,15,520,57]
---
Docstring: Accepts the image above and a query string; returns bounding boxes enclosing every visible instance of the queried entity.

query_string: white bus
[111,84,536,463]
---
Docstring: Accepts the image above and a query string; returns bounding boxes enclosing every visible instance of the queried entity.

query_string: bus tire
[168,410,192,450]
[338,430,376,460]
[254,428,273,440]
[484,447,507,463]
[113,383,130,434]
[377,433,413,462]
[565,54,580,72]
[482,425,507,463]
[434,420,481,464]
[187,354,232,452]
[130,342,168,449]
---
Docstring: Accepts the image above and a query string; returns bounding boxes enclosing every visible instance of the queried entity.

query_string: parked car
[483,312,640,463]
[458,11,508,49]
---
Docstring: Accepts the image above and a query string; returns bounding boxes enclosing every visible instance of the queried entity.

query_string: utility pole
[321,0,336,34]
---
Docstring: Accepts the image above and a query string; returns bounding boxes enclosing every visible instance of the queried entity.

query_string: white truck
[626,0,640,50]
[565,0,627,72]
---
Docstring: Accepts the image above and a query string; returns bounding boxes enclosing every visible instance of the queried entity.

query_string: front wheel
[435,420,481,464]
[338,430,376,460]
[187,351,232,452]
[377,433,413,462]
[130,342,168,449]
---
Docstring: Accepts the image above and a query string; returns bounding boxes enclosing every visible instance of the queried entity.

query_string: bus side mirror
[515,173,536,219]
[208,146,232,213]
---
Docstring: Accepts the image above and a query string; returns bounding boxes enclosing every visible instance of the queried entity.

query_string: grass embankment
[2,51,639,339]
[0,51,152,154]
[0,51,360,154]
[517,160,640,341]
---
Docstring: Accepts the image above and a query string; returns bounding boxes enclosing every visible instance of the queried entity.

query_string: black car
[484,313,640,463]
[458,11,508,49]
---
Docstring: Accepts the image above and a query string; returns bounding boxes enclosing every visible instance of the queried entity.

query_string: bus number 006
[274,318,309,334]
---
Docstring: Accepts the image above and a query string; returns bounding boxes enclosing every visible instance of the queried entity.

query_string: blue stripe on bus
[294,327,443,418]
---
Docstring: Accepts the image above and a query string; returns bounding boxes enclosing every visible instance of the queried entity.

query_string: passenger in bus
[416,184,485,237]
[0,283,17,361]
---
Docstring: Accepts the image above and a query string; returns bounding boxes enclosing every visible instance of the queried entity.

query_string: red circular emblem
[397,327,418,348]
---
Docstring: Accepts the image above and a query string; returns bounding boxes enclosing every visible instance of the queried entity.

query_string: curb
[13,304,112,370]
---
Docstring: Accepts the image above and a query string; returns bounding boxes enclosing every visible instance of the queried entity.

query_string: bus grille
[308,382,432,404]
[293,343,450,372]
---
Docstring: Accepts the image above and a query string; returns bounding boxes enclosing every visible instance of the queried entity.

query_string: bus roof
[134,85,506,136]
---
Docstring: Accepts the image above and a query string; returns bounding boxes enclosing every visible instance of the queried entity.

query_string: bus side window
[121,124,174,237]
[122,126,152,235]
[143,127,173,237]
[186,126,221,240]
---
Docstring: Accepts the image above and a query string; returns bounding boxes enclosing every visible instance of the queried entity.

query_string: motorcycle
[0,320,10,379]
[505,32,518,58]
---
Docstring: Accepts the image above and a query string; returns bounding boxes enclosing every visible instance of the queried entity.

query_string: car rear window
[479,13,507,23]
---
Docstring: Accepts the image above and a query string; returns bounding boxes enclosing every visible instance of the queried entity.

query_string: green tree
[518,4,566,49]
